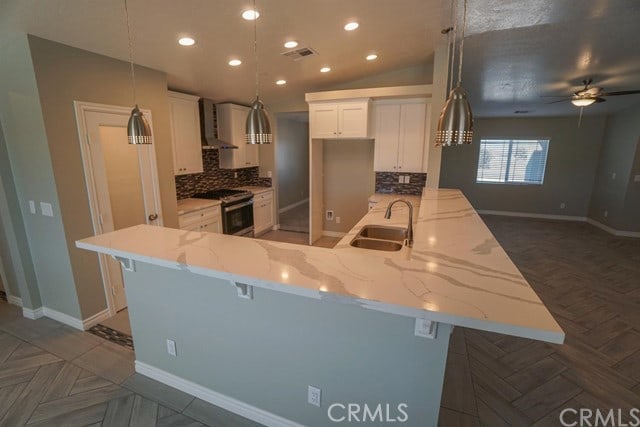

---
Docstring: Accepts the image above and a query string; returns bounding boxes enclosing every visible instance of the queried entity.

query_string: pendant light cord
[253,0,259,100]
[457,0,468,86]
[448,0,457,92]
[124,0,137,106]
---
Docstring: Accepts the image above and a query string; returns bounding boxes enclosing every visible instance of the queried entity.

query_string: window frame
[475,137,551,186]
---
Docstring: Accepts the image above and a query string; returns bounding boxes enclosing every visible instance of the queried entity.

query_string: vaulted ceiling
[2,0,639,117]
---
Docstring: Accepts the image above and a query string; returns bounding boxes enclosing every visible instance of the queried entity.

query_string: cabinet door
[309,104,338,138]
[253,191,274,234]
[245,144,259,167]
[373,104,401,172]
[338,102,369,138]
[169,94,203,175]
[398,103,427,173]
[219,105,256,169]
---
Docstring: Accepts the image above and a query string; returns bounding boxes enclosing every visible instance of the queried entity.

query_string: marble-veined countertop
[77,188,564,344]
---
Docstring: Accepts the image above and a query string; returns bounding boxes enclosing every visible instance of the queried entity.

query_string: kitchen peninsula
[76,189,563,427]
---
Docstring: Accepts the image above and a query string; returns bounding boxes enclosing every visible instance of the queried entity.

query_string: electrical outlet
[308,385,321,407]
[326,210,334,221]
[634,174,640,183]
[40,202,54,217]
[611,172,616,180]
[336,216,341,224]
[398,175,403,184]
[29,200,36,214]
[560,202,566,209]
[267,170,273,178]
[166,339,177,357]
[405,175,410,184]
[604,210,608,218]
[234,172,238,179]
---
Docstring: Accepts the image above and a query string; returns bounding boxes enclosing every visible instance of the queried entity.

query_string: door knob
[148,213,158,221]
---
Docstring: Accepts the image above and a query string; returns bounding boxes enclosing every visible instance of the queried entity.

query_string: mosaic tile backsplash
[175,149,272,199]
[375,172,427,195]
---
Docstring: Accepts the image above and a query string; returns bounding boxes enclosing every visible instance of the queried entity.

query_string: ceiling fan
[544,79,640,107]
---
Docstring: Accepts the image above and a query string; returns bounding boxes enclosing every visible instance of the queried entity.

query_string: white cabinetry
[178,206,222,233]
[309,100,371,139]
[217,103,259,169]
[372,100,431,173]
[253,189,274,236]
[168,91,203,175]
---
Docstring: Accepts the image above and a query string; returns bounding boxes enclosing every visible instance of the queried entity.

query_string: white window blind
[476,139,549,185]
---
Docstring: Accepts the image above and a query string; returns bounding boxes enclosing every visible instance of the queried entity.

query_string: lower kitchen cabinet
[253,189,274,236]
[178,206,222,233]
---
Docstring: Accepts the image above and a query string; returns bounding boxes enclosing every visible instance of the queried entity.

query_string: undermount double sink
[350,225,408,252]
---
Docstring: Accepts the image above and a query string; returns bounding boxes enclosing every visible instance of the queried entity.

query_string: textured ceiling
[1,0,640,117]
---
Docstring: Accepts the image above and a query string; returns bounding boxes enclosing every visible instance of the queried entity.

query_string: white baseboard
[586,218,640,238]
[476,210,587,222]
[42,307,84,330]
[8,295,22,307]
[23,306,43,320]
[322,230,347,238]
[279,198,309,214]
[135,361,304,427]
[476,209,640,238]
[82,308,111,330]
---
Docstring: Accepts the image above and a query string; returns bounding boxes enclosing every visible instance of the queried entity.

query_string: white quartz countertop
[77,189,564,344]
[177,198,221,215]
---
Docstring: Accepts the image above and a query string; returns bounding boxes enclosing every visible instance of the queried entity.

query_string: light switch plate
[405,175,410,184]
[166,339,177,357]
[634,174,640,183]
[29,200,36,214]
[308,385,321,407]
[40,202,54,217]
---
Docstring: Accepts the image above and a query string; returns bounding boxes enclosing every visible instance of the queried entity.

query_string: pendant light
[245,0,272,144]
[435,0,473,147]
[124,0,152,145]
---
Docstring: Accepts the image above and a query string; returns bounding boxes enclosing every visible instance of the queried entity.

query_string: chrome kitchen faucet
[384,199,414,248]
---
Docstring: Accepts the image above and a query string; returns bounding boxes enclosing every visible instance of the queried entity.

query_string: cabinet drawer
[253,190,273,201]
[178,207,220,228]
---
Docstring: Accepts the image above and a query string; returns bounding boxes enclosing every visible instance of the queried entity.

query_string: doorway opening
[276,112,309,234]
[74,101,162,340]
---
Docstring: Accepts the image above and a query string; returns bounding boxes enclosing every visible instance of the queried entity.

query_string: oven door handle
[224,200,253,212]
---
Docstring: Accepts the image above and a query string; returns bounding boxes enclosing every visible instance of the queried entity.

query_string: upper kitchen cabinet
[309,100,371,139]
[168,91,204,175]
[372,100,431,173]
[217,103,259,169]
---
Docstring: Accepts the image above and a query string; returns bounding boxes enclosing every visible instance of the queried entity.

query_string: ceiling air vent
[281,47,318,61]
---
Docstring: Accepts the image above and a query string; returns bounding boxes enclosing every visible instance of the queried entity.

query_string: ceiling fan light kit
[436,0,474,147]
[571,97,596,107]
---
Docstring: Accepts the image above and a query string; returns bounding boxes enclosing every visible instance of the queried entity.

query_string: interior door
[84,109,162,312]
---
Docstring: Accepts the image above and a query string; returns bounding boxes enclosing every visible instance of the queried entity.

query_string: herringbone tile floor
[440,216,640,426]
[0,217,638,426]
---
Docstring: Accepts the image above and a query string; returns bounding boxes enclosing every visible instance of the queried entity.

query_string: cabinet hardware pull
[148,213,159,221]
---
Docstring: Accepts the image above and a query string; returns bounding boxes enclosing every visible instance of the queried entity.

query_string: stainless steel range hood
[199,98,238,149]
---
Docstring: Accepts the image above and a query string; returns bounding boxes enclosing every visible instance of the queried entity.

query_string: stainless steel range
[193,189,254,236]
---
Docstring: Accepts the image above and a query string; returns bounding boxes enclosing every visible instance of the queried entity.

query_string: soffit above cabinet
[305,85,433,103]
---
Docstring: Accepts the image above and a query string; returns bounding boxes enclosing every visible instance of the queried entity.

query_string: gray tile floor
[0,302,260,426]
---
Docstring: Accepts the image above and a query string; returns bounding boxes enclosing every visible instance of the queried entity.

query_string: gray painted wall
[28,36,178,318]
[439,116,606,217]
[125,262,451,426]
[0,33,75,313]
[323,140,375,233]
[276,116,309,210]
[588,104,640,232]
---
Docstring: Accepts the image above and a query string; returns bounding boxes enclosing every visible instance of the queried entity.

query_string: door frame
[73,100,163,316]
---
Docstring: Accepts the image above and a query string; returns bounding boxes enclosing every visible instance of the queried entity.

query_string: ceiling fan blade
[594,97,606,103]
[540,95,572,98]
[599,90,640,96]
[546,99,570,104]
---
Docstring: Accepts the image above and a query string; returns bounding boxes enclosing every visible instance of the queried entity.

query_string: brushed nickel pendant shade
[245,0,272,144]
[435,0,473,147]
[124,0,152,145]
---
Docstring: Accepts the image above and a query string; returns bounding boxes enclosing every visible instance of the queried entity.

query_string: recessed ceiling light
[178,37,195,46]
[276,79,287,85]
[242,9,259,20]
[284,40,298,49]
[344,22,359,31]
[228,59,242,66]
[366,54,378,61]
[320,67,331,73]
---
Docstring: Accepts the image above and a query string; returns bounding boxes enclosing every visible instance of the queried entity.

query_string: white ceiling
[2,0,640,117]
